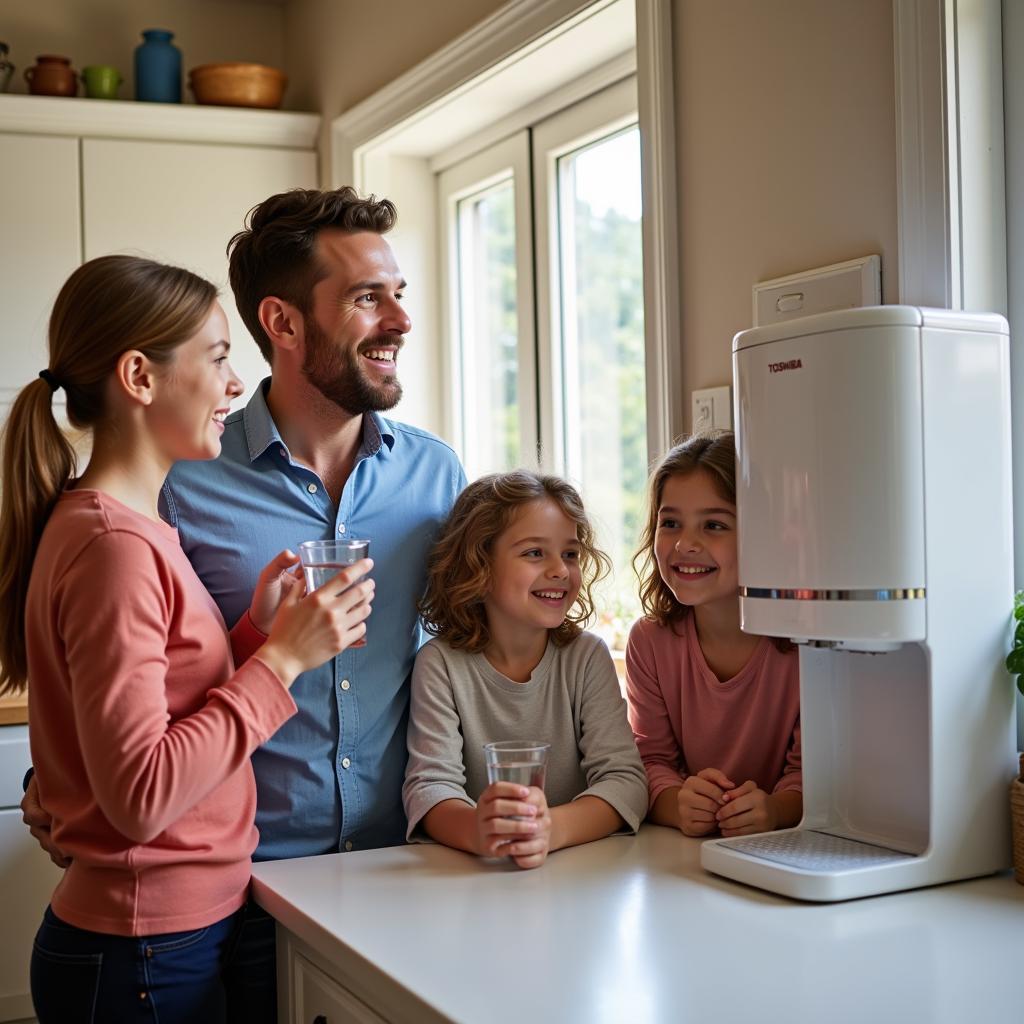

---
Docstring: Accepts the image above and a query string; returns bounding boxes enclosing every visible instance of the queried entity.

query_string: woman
[0,255,373,1022]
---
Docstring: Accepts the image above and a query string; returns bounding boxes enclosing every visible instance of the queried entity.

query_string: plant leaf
[1006,648,1024,674]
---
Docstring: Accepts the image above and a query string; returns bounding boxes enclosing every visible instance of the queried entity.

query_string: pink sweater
[25,490,296,936]
[625,614,801,808]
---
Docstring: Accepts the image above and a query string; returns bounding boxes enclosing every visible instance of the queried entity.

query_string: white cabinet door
[81,138,318,404]
[293,951,388,1024]
[0,133,81,417]
[0,727,64,1023]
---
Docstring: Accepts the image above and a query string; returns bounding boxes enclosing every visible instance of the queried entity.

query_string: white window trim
[634,0,682,459]
[329,0,681,450]
[894,0,1006,313]
[531,77,640,475]
[895,0,1021,742]
[437,131,537,468]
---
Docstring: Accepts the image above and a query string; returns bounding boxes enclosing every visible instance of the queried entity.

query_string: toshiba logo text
[768,359,803,373]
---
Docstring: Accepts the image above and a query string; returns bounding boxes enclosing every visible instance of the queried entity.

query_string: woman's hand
[21,775,71,869]
[248,549,304,635]
[257,558,374,686]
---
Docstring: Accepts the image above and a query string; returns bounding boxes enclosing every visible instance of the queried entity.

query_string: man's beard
[301,315,403,415]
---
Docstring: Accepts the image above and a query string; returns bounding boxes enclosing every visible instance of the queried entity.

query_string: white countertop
[252,825,1024,1024]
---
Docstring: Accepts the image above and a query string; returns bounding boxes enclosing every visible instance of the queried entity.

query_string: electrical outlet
[693,395,713,432]
[691,386,732,431]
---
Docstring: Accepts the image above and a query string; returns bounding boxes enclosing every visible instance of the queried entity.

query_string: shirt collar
[242,378,396,462]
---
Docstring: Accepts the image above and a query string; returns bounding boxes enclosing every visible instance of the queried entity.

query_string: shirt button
[344,840,353,852]
[307,483,318,494]
[341,757,351,769]
[278,447,286,457]
[340,679,350,691]
[337,523,346,534]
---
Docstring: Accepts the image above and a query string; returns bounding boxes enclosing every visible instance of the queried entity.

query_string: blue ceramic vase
[134,29,181,103]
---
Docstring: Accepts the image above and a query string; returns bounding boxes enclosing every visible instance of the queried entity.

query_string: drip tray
[715,829,916,872]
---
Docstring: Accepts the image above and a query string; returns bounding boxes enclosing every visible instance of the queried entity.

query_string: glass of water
[483,740,550,792]
[297,538,371,645]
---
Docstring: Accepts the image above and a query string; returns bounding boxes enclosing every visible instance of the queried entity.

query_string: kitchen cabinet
[0,94,320,415]
[0,726,62,1022]
[287,939,388,1024]
[80,137,317,399]
[0,133,81,423]
[253,825,1024,1024]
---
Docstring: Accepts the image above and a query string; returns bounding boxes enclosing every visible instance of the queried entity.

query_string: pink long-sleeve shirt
[25,489,296,936]
[625,614,801,808]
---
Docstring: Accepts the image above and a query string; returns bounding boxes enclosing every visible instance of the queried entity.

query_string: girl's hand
[677,767,734,837]
[248,549,304,634]
[715,780,777,837]
[507,788,552,870]
[257,559,374,686]
[474,782,539,857]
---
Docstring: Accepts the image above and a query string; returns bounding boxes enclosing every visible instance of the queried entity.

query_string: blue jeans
[31,904,243,1024]
[222,899,277,1024]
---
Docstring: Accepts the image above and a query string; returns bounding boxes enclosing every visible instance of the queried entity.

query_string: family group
[0,187,800,1023]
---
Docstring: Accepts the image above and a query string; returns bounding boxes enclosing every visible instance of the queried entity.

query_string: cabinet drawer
[293,951,387,1024]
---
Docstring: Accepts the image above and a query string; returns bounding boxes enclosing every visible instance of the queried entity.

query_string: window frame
[530,76,640,476]
[437,131,537,472]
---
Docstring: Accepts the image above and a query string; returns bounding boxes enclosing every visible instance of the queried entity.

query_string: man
[24,187,467,1019]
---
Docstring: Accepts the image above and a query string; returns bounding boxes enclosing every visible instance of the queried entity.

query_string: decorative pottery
[134,28,181,103]
[82,64,123,100]
[0,42,14,94]
[24,54,78,97]
[188,62,287,109]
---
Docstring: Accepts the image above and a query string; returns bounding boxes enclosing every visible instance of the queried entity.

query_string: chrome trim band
[741,587,925,601]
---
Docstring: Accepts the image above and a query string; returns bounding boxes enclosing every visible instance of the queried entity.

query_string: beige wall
[4,0,287,102]
[6,0,901,414]
[284,0,508,180]
[674,0,898,404]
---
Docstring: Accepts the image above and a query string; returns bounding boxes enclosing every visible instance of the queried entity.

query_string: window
[439,132,536,474]
[439,77,646,650]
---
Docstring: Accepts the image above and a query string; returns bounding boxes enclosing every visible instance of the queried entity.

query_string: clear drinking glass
[483,740,550,790]
[297,538,371,646]
[298,539,370,591]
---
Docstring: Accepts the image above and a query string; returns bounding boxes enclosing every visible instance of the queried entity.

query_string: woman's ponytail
[0,379,76,694]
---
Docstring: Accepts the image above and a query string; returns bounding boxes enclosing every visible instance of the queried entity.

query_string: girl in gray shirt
[404,471,648,869]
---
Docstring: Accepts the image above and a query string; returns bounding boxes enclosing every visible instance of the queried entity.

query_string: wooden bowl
[188,62,287,109]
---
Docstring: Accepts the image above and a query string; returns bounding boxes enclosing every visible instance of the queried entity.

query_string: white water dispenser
[700,306,1016,901]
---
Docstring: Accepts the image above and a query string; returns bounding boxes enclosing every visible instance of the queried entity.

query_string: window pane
[557,125,646,651]
[457,179,519,476]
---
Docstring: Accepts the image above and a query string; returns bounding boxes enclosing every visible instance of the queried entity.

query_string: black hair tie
[38,369,62,393]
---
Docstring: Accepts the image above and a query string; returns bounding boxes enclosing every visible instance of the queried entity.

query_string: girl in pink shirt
[626,431,801,838]
[0,256,374,1023]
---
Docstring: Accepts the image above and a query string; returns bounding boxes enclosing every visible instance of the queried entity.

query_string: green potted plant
[1004,592,1024,884]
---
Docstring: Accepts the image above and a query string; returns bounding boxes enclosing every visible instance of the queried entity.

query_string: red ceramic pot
[25,54,78,97]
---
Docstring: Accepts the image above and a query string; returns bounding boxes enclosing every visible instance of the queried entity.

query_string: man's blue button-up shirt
[161,381,465,860]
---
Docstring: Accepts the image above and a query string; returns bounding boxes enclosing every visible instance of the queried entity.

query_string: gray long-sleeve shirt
[403,632,649,840]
